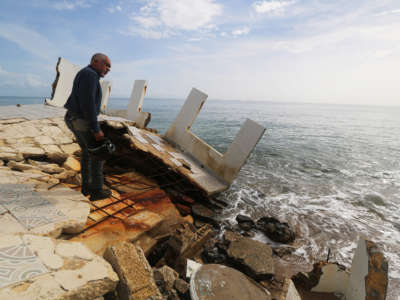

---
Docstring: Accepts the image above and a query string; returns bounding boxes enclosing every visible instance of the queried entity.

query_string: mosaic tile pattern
[0,243,48,288]
[0,184,67,230]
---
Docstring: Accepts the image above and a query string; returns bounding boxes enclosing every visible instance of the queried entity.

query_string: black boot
[89,188,112,201]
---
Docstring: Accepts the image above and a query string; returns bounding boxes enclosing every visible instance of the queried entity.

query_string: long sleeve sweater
[64,65,102,132]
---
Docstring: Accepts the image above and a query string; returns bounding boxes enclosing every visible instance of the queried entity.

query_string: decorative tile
[0,184,67,230]
[0,243,48,288]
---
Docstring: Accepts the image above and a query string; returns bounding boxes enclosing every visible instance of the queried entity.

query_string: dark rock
[242,230,255,237]
[174,278,190,295]
[225,232,274,280]
[236,214,254,224]
[273,246,296,258]
[256,217,295,244]
[190,264,271,300]
[202,246,227,264]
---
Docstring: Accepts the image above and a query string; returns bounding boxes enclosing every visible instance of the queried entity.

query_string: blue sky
[0,0,399,105]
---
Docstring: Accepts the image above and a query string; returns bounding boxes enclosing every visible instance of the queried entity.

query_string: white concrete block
[45,57,112,110]
[127,80,151,128]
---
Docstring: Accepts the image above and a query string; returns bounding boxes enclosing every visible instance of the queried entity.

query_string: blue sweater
[64,65,102,132]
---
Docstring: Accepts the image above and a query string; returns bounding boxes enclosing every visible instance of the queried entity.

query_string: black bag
[88,138,116,160]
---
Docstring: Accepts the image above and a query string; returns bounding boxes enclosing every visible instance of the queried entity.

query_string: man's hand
[94,130,105,141]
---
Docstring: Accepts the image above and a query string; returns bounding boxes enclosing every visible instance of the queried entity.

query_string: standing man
[64,53,112,200]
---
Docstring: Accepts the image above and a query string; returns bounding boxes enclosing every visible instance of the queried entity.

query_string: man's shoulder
[78,66,98,79]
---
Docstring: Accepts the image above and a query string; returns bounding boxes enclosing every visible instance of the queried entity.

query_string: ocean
[2,96,400,297]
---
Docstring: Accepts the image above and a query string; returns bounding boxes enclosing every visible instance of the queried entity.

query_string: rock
[37,163,64,174]
[60,143,81,155]
[104,242,162,300]
[236,214,255,231]
[0,160,3,166]
[190,264,271,300]
[0,152,24,161]
[14,145,46,158]
[256,217,295,244]
[191,203,218,225]
[34,135,54,145]
[63,156,81,172]
[202,246,227,264]
[153,265,179,292]
[273,246,297,258]
[174,278,189,295]
[7,161,39,172]
[225,232,274,280]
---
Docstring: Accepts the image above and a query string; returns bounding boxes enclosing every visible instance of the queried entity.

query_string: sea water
[2,96,400,297]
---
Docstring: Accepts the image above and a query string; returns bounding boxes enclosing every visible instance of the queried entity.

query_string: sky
[0,0,399,106]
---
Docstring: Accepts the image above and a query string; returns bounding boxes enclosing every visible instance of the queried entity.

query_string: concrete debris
[104,242,162,300]
[0,234,118,300]
[190,264,271,300]
[224,231,275,280]
[62,156,81,172]
[186,259,202,279]
[293,239,388,300]
[174,278,190,296]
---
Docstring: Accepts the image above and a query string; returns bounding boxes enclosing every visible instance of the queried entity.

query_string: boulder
[256,217,295,244]
[236,214,255,231]
[190,264,271,300]
[225,232,274,280]
[104,242,162,300]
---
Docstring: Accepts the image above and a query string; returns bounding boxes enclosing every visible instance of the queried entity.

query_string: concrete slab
[45,57,111,112]
[0,235,118,299]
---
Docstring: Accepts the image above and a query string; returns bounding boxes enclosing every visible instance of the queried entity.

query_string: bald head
[90,53,111,77]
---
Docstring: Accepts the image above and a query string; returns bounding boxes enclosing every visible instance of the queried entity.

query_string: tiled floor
[0,184,67,230]
[0,243,48,288]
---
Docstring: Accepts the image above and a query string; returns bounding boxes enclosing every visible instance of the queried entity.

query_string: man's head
[90,53,111,77]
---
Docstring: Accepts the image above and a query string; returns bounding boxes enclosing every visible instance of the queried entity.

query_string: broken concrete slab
[104,242,162,300]
[0,182,90,237]
[45,57,112,112]
[153,265,179,292]
[190,264,271,300]
[0,234,118,299]
[225,232,274,280]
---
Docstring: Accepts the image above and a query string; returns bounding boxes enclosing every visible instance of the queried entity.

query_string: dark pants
[64,111,104,192]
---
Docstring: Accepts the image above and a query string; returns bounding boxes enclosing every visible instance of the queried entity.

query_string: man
[64,53,112,200]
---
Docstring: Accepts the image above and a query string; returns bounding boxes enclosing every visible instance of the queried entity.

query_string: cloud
[232,27,250,36]
[252,0,296,14]
[52,0,92,10]
[0,23,58,60]
[129,0,222,39]
[376,9,400,16]
[107,5,122,13]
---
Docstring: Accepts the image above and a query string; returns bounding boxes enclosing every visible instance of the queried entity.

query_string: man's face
[92,56,111,77]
